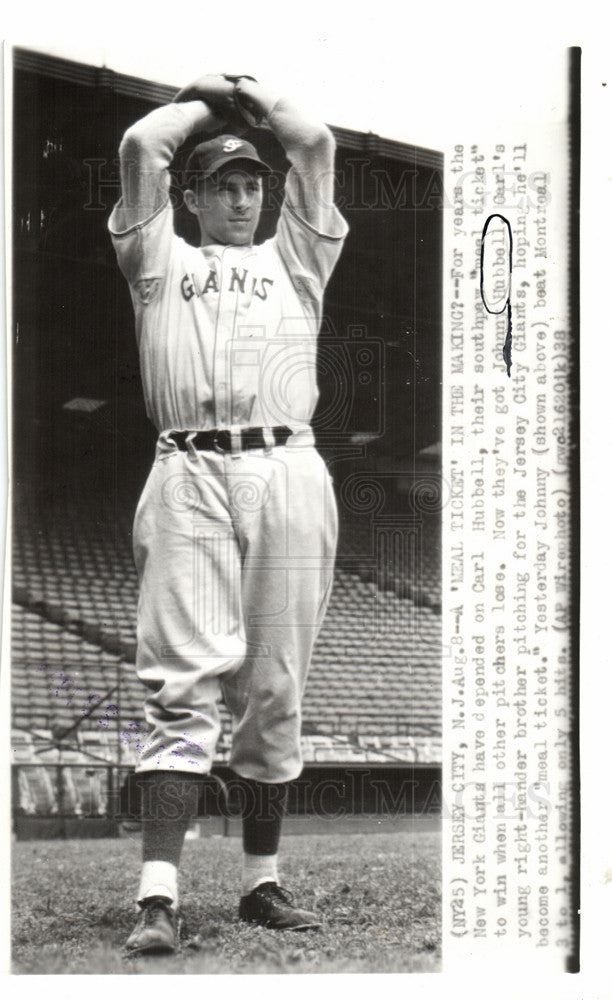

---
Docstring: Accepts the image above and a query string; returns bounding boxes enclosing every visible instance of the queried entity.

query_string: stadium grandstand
[11,48,443,835]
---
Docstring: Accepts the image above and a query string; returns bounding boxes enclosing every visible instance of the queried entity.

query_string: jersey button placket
[213,251,231,429]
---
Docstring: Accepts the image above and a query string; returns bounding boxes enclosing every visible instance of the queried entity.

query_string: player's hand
[173,74,265,132]
[230,77,269,129]
[173,74,236,110]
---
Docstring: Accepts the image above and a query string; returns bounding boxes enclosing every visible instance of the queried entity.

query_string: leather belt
[169,426,292,454]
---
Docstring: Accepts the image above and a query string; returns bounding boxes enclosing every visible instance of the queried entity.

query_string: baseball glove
[172,74,265,129]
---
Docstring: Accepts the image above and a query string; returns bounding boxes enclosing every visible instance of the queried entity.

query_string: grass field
[12,828,441,974]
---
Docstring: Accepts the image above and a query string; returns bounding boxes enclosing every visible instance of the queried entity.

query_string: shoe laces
[139,895,174,924]
[257,881,294,905]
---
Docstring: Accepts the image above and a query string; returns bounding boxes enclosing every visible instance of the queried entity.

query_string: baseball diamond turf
[12,828,441,974]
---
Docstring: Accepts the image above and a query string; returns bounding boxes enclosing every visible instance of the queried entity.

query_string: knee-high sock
[239,776,288,855]
[236,777,288,893]
[136,771,201,905]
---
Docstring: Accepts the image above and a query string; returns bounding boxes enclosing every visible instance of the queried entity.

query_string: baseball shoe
[125,895,179,955]
[238,881,322,931]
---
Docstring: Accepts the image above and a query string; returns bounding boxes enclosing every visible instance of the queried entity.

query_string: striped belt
[169,426,292,454]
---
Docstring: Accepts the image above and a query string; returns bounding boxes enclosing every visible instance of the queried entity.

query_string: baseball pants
[130,431,338,783]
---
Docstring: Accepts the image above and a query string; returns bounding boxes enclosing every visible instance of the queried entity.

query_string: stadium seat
[12,463,441,779]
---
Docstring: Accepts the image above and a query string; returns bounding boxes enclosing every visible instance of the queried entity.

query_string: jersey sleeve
[273,167,349,304]
[107,198,175,301]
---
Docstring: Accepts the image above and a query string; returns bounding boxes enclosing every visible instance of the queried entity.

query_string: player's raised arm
[233,78,338,232]
[116,101,225,230]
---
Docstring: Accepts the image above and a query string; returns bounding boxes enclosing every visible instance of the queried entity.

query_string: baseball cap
[185,134,271,184]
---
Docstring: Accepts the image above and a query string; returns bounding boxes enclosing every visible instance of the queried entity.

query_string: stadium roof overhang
[12,46,443,173]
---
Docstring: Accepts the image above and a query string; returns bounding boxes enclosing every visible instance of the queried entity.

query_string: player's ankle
[241,852,279,895]
[137,861,179,910]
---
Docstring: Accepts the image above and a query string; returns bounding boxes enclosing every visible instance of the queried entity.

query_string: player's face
[187,167,263,247]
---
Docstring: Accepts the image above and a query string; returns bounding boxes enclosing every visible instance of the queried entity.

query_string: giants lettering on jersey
[181,267,275,302]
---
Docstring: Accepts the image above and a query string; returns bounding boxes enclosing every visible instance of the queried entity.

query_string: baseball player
[108,74,347,953]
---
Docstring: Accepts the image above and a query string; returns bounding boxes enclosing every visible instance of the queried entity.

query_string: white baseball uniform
[109,126,348,783]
